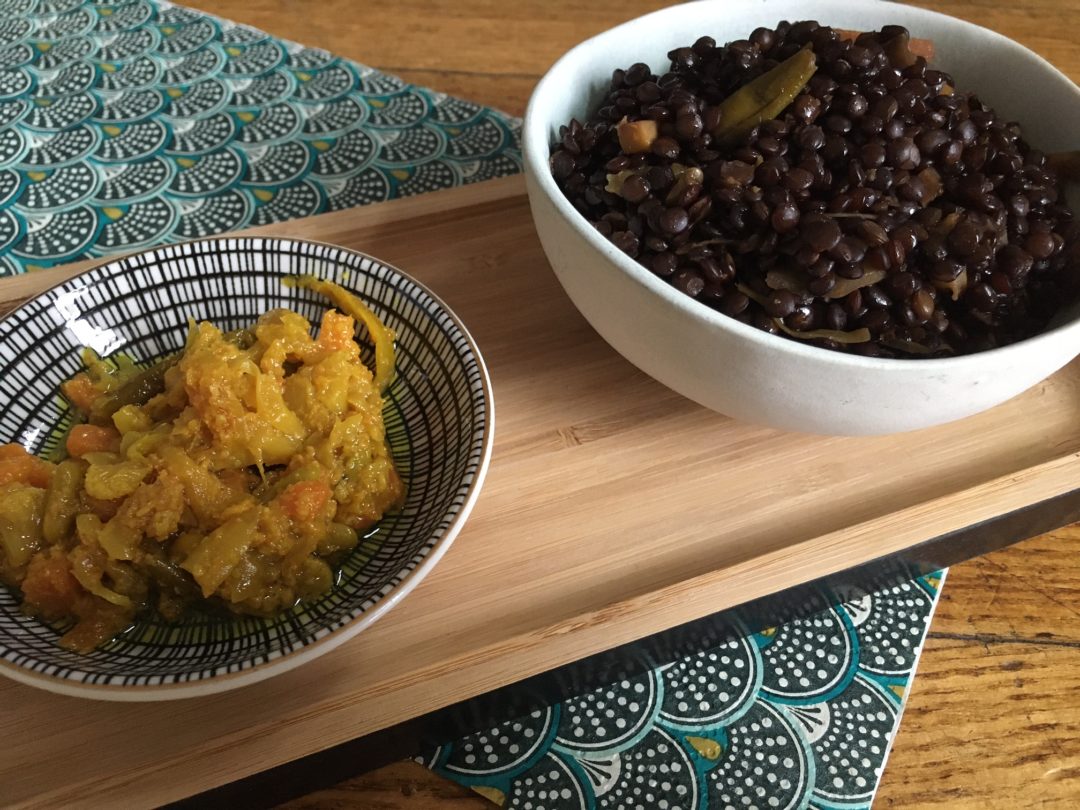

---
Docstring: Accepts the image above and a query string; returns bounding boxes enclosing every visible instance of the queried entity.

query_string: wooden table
[43,0,1080,806]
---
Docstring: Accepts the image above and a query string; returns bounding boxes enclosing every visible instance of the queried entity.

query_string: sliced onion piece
[605,169,636,194]
[774,319,871,343]
[765,269,807,293]
[826,270,887,299]
[933,267,969,302]
[735,282,769,307]
[881,337,934,354]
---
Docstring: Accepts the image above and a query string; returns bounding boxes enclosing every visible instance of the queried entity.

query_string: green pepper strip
[713,47,818,148]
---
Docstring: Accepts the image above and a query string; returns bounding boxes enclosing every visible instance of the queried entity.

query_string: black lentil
[549,22,1079,357]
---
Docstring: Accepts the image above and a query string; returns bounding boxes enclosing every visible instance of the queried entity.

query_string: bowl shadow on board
[498,227,1080,454]
[480,191,1080,453]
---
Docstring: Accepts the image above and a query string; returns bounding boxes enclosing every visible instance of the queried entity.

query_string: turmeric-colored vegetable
[0,484,45,580]
[61,374,99,413]
[4,281,403,652]
[42,459,85,547]
[180,509,261,598]
[279,480,334,523]
[286,276,397,392]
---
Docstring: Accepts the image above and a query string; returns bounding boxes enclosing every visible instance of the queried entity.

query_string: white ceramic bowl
[523,0,1080,435]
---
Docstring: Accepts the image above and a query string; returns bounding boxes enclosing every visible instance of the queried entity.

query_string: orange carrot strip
[20,550,83,620]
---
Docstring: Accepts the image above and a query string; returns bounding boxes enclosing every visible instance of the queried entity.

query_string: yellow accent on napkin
[471,786,506,806]
[686,735,724,760]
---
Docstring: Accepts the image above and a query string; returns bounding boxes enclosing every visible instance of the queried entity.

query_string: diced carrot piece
[0,443,26,460]
[905,38,935,61]
[0,458,31,487]
[66,424,121,457]
[279,480,333,524]
[20,550,83,619]
[0,444,53,488]
[61,374,100,413]
[317,309,356,352]
[59,601,131,654]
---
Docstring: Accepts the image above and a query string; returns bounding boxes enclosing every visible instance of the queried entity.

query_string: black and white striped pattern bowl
[0,237,493,700]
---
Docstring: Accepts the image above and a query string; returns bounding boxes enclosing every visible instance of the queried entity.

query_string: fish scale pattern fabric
[0,0,522,274]
[420,572,945,809]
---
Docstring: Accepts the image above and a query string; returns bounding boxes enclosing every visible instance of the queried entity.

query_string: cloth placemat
[0,0,521,275]
[420,571,946,809]
[0,2,948,806]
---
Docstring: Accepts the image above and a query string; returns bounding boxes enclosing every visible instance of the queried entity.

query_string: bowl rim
[0,235,495,701]
[523,0,1080,372]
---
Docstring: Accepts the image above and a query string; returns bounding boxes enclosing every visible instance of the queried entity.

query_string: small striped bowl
[0,237,493,700]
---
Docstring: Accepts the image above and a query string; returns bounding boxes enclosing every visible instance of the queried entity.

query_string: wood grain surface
[6,0,1079,807]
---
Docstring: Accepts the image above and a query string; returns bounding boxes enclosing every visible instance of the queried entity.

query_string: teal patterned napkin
[0,0,521,274]
[419,571,946,809]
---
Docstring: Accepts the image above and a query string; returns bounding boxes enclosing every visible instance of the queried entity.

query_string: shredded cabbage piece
[774,319,872,344]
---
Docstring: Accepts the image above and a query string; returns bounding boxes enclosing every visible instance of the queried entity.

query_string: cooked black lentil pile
[549,21,1080,357]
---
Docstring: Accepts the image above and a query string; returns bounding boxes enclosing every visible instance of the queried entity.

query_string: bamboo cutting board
[2,174,1080,808]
